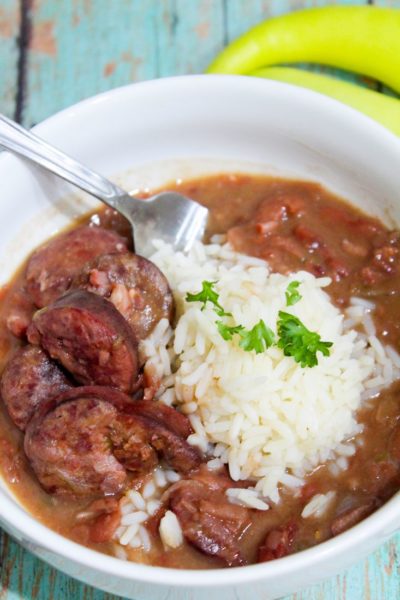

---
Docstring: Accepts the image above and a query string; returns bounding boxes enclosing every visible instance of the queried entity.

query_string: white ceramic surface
[1,75,400,600]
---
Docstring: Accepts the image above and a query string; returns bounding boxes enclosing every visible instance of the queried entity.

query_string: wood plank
[22,0,225,126]
[21,0,399,125]
[0,532,121,599]
[155,0,225,77]
[23,0,161,126]
[0,0,20,119]
[285,535,400,600]
[3,529,400,599]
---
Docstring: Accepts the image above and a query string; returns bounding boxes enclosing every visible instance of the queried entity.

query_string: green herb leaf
[186,280,231,317]
[277,311,333,367]
[238,320,276,354]
[285,281,302,306]
[216,320,245,341]
[214,305,232,318]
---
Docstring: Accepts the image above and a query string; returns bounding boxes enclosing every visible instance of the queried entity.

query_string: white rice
[159,510,184,549]
[113,239,400,557]
[226,487,270,511]
[142,239,400,505]
[116,467,180,549]
[301,492,336,519]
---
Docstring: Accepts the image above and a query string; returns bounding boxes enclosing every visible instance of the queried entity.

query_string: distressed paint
[23,0,162,125]
[155,0,225,79]
[0,0,20,119]
[21,0,400,126]
[1,0,400,598]
[22,0,227,126]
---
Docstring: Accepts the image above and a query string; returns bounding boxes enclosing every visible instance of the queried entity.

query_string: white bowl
[1,75,400,600]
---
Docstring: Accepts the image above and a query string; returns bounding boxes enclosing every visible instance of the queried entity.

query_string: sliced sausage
[258,522,297,562]
[148,465,247,536]
[146,423,201,474]
[122,402,201,475]
[27,290,139,393]
[43,385,134,414]
[25,392,128,497]
[111,418,158,477]
[1,345,72,431]
[25,386,199,496]
[71,253,174,340]
[49,390,199,474]
[189,464,252,491]
[131,400,193,439]
[26,226,128,308]
[168,479,251,566]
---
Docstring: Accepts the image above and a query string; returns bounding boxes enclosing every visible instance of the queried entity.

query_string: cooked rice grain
[115,467,180,552]
[159,510,184,550]
[302,492,336,519]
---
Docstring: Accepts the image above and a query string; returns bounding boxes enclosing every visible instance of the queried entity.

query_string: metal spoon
[0,114,209,258]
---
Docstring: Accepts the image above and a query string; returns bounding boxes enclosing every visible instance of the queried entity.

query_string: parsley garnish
[276,311,333,367]
[185,281,333,367]
[216,321,245,341]
[238,320,276,354]
[285,281,302,306]
[186,280,231,317]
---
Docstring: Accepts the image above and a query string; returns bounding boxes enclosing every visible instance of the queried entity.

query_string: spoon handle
[0,113,131,210]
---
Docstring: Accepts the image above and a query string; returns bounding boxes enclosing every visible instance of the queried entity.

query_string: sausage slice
[0,345,71,431]
[114,402,200,475]
[25,389,129,497]
[27,290,139,393]
[131,400,193,439]
[168,479,250,566]
[26,226,128,308]
[25,386,201,496]
[71,253,174,340]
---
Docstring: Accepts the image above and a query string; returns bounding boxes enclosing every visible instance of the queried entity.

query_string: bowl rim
[1,73,400,587]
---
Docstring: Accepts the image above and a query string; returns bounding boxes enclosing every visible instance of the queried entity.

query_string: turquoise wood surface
[0,1,400,598]
[0,0,20,118]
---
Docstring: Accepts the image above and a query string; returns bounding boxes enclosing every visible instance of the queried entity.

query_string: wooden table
[1,0,400,598]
